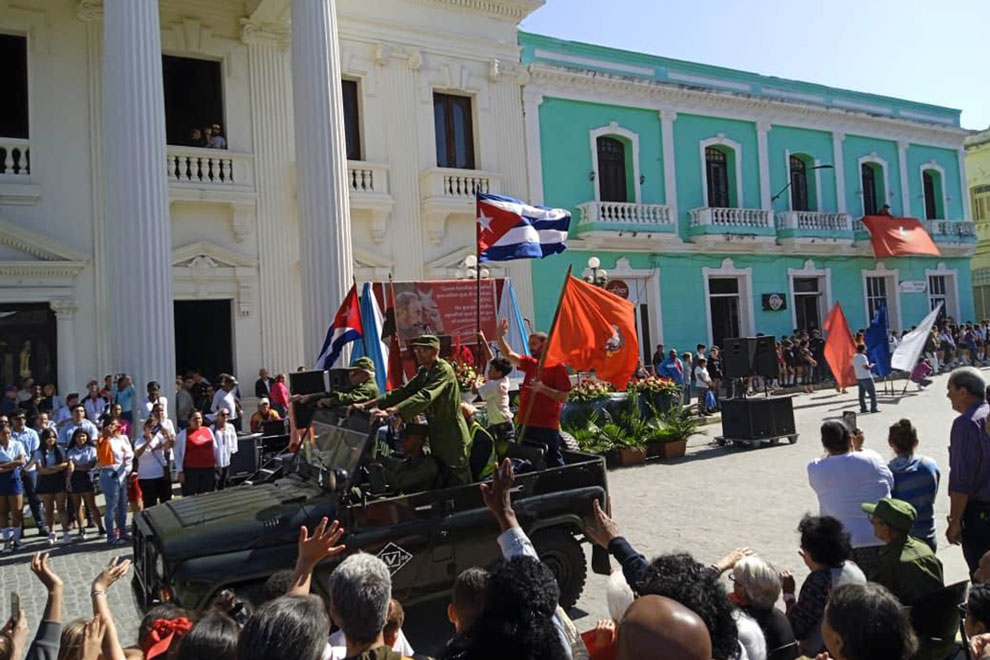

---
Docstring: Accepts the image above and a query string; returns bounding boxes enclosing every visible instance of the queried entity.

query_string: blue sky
[520,0,990,130]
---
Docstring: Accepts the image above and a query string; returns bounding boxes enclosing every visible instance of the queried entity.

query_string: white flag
[891,303,942,372]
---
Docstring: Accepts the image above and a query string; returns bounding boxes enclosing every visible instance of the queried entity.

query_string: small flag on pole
[477,192,570,262]
[314,285,363,370]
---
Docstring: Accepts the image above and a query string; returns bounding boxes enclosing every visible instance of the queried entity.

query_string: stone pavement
[0,368,976,650]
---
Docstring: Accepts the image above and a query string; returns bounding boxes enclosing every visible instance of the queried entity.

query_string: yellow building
[967,128,990,318]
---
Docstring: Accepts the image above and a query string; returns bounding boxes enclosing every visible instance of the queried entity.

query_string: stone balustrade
[578,201,674,227]
[689,207,773,229]
[0,138,30,177]
[166,146,254,188]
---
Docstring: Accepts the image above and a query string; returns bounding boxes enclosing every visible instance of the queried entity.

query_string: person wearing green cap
[313,356,380,409]
[355,334,472,487]
[862,497,944,605]
[378,422,439,494]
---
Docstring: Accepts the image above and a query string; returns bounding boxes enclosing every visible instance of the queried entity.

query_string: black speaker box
[228,434,261,476]
[753,336,779,379]
[722,338,754,379]
[720,396,795,441]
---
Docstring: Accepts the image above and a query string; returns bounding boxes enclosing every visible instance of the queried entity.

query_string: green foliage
[650,403,701,443]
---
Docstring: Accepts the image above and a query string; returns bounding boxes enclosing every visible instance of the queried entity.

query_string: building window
[706,147,732,208]
[861,163,881,215]
[162,55,225,148]
[865,275,889,321]
[922,169,943,220]
[927,272,958,324]
[793,276,823,332]
[708,277,741,346]
[0,34,28,139]
[433,92,475,169]
[789,155,810,212]
[596,136,628,203]
[973,185,990,221]
[342,79,361,161]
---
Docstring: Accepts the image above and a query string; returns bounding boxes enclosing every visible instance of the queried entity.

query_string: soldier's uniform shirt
[321,380,380,407]
[375,358,471,486]
[380,452,438,494]
[872,533,944,605]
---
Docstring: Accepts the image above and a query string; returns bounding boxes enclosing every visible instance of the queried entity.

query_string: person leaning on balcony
[878,204,893,217]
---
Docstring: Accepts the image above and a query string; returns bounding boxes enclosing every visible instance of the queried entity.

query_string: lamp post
[771,163,835,204]
[586,256,608,288]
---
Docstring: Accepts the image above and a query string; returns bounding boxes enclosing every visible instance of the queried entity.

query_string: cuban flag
[315,284,363,370]
[477,192,570,262]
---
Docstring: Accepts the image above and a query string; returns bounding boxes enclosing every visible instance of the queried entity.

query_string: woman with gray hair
[730,556,799,660]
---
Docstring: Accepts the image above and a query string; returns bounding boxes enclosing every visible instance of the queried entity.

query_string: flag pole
[355,276,370,358]
[518,264,573,445]
[475,192,482,364]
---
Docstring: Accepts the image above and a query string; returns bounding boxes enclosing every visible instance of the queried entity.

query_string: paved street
[0,368,977,650]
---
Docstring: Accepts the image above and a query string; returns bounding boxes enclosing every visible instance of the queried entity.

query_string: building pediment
[0,220,88,281]
[172,241,258,270]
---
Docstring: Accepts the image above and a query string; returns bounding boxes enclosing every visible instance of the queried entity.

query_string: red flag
[823,302,857,389]
[545,276,639,390]
[862,215,940,258]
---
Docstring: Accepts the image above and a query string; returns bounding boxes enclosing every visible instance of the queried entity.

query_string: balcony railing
[689,207,774,230]
[578,201,674,228]
[0,138,30,178]
[776,211,852,233]
[166,146,254,188]
[347,161,389,195]
[421,167,501,200]
[926,220,976,238]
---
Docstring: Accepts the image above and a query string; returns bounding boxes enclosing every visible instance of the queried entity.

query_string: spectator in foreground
[780,515,865,658]
[327,554,408,660]
[447,567,488,636]
[614,595,712,660]
[237,595,329,660]
[861,497,943,605]
[327,598,417,659]
[886,419,940,550]
[580,571,635,660]
[729,556,799,660]
[807,420,892,577]
[0,422,28,552]
[945,366,990,574]
[820,583,917,660]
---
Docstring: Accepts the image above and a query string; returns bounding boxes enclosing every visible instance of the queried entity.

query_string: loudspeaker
[753,336,779,379]
[228,434,261,476]
[289,370,329,396]
[719,396,795,441]
[722,338,755,379]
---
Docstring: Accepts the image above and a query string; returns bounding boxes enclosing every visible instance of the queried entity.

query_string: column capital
[897,138,910,151]
[833,131,845,142]
[522,88,544,108]
[75,0,103,22]
[240,18,290,50]
[50,299,78,318]
[757,120,772,134]
[660,109,678,123]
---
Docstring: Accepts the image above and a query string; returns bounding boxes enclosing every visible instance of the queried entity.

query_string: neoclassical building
[522,33,975,357]
[966,128,990,318]
[0,0,536,398]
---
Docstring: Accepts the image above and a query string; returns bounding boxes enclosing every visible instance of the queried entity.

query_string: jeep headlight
[155,555,165,579]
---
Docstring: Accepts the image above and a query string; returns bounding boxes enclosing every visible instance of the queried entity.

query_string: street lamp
[586,256,608,288]
[771,164,835,203]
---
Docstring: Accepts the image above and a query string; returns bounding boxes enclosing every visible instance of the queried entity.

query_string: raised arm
[288,518,346,597]
[477,331,495,365]
[26,552,64,660]
[91,557,130,660]
[495,319,523,367]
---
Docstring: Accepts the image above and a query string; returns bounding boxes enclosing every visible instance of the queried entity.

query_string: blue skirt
[0,469,24,496]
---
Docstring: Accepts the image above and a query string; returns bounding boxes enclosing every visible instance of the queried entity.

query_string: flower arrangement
[627,375,681,397]
[452,361,480,393]
[568,378,614,403]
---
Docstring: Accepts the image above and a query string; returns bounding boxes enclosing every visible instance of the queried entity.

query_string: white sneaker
[76,528,86,541]
[60,534,73,545]
[48,533,57,547]
[1,541,10,554]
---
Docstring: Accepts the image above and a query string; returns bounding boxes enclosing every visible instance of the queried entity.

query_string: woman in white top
[212,408,238,490]
[474,357,515,443]
[807,419,892,579]
[96,417,134,545]
[134,417,173,508]
[693,357,713,416]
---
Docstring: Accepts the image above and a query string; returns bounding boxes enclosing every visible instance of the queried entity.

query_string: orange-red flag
[545,276,639,390]
[862,215,940,258]
[823,302,857,390]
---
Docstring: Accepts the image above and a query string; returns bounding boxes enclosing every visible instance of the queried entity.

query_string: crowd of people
[187,123,227,150]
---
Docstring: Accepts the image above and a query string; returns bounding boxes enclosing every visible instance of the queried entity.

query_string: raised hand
[779,570,796,595]
[296,517,346,570]
[30,551,63,590]
[81,614,107,660]
[715,547,753,574]
[584,498,621,548]
[93,556,131,591]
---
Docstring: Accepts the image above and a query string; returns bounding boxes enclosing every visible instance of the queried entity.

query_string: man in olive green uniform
[355,335,472,486]
[315,357,380,408]
[379,422,439,494]
[862,497,944,604]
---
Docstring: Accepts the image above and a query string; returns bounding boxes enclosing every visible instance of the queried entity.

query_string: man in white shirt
[83,380,109,423]
[54,393,79,428]
[58,404,100,448]
[210,375,242,430]
[852,344,878,414]
[212,408,238,490]
[693,357,713,416]
[475,357,515,443]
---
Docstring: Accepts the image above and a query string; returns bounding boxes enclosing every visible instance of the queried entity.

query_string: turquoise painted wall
[766,126,837,214]
[906,145,964,219]
[530,252,974,354]
[842,135,902,216]
[672,114,760,232]
[538,98,664,219]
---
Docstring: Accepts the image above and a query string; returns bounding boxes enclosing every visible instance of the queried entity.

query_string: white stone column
[522,89,545,206]
[242,21,305,372]
[659,110,679,221]
[832,131,847,214]
[959,148,973,221]
[102,0,175,396]
[897,139,912,216]
[290,0,353,362]
[756,121,772,211]
[52,301,78,396]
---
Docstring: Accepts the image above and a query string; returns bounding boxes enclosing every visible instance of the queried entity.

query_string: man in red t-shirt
[495,319,571,467]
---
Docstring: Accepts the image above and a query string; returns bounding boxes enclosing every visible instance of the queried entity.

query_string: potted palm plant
[645,405,700,459]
